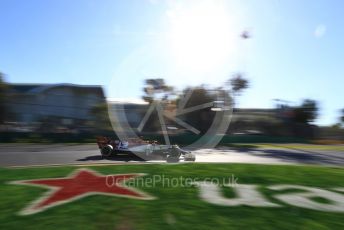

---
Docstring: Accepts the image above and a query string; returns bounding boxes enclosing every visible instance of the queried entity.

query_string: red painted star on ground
[11,169,154,215]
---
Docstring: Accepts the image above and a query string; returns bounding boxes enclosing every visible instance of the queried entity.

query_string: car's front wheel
[184,153,196,161]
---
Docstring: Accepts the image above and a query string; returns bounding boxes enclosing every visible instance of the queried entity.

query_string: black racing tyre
[166,155,180,163]
[101,145,113,157]
[184,153,196,161]
[170,145,181,158]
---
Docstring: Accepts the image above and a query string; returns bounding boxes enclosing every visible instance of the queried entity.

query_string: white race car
[96,136,196,162]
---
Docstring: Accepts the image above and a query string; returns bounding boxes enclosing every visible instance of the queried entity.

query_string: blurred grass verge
[0,163,344,229]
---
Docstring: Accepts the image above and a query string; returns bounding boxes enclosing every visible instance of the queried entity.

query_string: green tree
[140,78,175,133]
[340,109,344,126]
[292,99,319,124]
[142,78,174,104]
[0,72,8,124]
[180,86,217,134]
[90,103,112,132]
[227,73,249,96]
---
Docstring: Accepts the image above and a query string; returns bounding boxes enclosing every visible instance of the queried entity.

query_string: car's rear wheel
[166,155,180,163]
[101,145,113,157]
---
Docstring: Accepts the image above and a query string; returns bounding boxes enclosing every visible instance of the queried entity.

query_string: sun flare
[167,1,236,74]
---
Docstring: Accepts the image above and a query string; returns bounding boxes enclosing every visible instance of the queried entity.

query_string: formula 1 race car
[96,136,196,162]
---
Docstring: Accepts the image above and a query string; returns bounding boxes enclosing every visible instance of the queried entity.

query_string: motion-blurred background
[1,0,344,144]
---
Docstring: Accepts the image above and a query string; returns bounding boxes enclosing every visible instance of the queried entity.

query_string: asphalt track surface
[1,144,344,167]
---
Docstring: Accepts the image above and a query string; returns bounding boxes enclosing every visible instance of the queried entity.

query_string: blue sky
[0,0,343,125]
